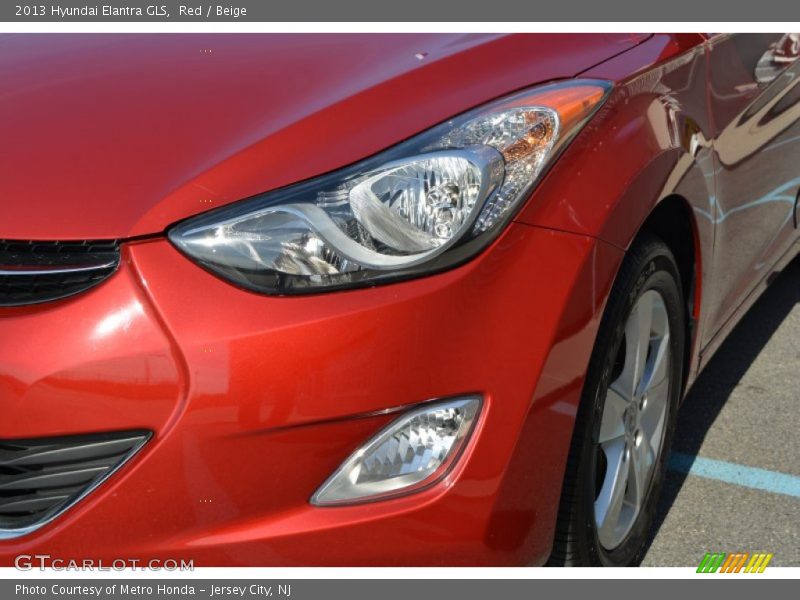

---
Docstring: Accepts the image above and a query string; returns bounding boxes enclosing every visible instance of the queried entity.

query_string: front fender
[515,41,715,253]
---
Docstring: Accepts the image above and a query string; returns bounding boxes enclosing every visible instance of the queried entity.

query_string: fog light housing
[311,396,482,506]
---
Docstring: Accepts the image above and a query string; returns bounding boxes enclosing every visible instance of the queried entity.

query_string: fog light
[311,396,482,506]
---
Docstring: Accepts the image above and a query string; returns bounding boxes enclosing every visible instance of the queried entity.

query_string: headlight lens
[169,80,610,293]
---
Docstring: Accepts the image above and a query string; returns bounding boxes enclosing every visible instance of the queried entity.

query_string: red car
[1,33,798,567]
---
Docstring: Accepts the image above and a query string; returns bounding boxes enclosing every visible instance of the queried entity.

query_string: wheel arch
[635,193,704,397]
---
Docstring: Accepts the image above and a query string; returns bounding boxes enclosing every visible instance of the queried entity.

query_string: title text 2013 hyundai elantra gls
[1,33,798,566]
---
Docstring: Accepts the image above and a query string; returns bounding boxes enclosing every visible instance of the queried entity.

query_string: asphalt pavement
[641,255,800,566]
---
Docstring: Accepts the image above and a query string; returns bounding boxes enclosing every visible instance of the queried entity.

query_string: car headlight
[168,80,611,294]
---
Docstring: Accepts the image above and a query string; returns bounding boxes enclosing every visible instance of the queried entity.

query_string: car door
[702,33,800,347]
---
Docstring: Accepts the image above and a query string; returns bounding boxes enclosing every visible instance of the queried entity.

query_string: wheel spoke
[619,292,654,398]
[641,332,670,392]
[599,387,628,443]
[640,377,668,444]
[595,439,629,547]
[630,434,654,508]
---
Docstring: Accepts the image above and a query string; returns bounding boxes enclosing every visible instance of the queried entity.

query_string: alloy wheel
[594,289,671,550]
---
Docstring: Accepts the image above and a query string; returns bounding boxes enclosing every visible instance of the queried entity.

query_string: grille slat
[0,239,120,306]
[0,436,144,467]
[0,493,72,514]
[0,465,111,491]
[0,431,150,537]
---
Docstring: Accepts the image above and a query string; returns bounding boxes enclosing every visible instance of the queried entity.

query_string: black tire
[548,232,686,566]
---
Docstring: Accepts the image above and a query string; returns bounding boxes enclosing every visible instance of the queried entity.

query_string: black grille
[0,430,150,536]
[0,240,120,307]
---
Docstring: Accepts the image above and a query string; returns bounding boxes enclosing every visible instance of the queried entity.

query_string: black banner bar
[1,0,799,22]
[3,579,792,600]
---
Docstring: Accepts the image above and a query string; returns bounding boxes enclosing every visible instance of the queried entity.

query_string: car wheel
[548,232,686,566]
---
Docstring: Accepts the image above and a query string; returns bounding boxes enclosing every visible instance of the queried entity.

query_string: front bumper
[0,223,621,566]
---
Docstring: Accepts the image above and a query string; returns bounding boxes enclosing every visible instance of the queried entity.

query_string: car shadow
[644,252,800,551]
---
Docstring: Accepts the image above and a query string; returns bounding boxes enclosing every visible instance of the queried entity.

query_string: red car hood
[0,34,645,240]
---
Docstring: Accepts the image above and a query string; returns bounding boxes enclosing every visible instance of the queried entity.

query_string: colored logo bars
[697,552,774,573]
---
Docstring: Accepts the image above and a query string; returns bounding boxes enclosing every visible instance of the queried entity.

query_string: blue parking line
[668,452,800,498]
